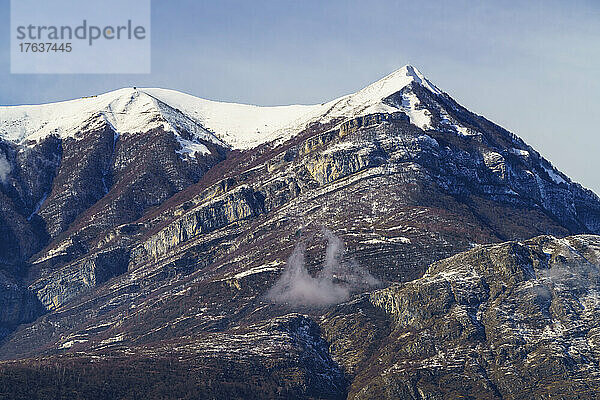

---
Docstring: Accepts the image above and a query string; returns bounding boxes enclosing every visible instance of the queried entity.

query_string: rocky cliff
[358,235,600,399]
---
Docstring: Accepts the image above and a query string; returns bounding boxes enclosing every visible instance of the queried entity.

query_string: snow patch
[232,261,282,280]
[399,91,432,130]
[438,109,473,136]
[418,134,439,148]
[175,136,210,158]
[58,339,88,349]
[542,164,566,185]
[27,191,48,220]
[100,334,125,345]
[509,148,530,157]
[362,236,411,245]
[322,141,359,155]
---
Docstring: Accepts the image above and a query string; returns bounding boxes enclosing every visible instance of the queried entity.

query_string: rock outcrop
[359,235,600,399]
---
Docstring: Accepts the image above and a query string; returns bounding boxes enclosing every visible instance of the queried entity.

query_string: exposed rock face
[1,67,600,398]
[0,136,59,265]
[0,271,44,342]
[0,112,226,334]
[0,137,60,339]
[400,83,600,235]
[129,185,266,268]
[29,247,129,310]
[37,120,116,238]
[357,235,600,399]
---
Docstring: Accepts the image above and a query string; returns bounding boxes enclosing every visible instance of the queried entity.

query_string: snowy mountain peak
[1,65,446,150]
[402,65,443,94]
[352,64,442,101]
[0,87,224,155]
[313,64,444,132]
[0,87,160,143]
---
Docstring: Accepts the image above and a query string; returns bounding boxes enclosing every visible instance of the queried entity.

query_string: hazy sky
[1,0,599,194]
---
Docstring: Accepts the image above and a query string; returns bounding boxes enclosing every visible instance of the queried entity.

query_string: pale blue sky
[1,0,599,194]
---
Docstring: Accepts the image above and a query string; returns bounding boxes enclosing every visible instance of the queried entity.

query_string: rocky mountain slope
[0,65,599,399]
[325,234,600,399]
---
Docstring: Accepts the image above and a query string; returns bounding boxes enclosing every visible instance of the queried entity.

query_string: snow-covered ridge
[0,88,224,155]
[0,64,442,150]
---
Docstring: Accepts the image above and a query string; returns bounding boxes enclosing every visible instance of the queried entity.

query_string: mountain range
[0,65,599,399]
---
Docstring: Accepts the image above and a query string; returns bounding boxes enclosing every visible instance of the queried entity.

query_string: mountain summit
[1,66,600,399]
[1,65,443,149]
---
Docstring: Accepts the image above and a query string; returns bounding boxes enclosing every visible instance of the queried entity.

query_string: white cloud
[0,154,11,184]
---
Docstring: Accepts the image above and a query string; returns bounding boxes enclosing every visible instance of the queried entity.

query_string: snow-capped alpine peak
[349,64,442,102]
[0,65,445,150]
